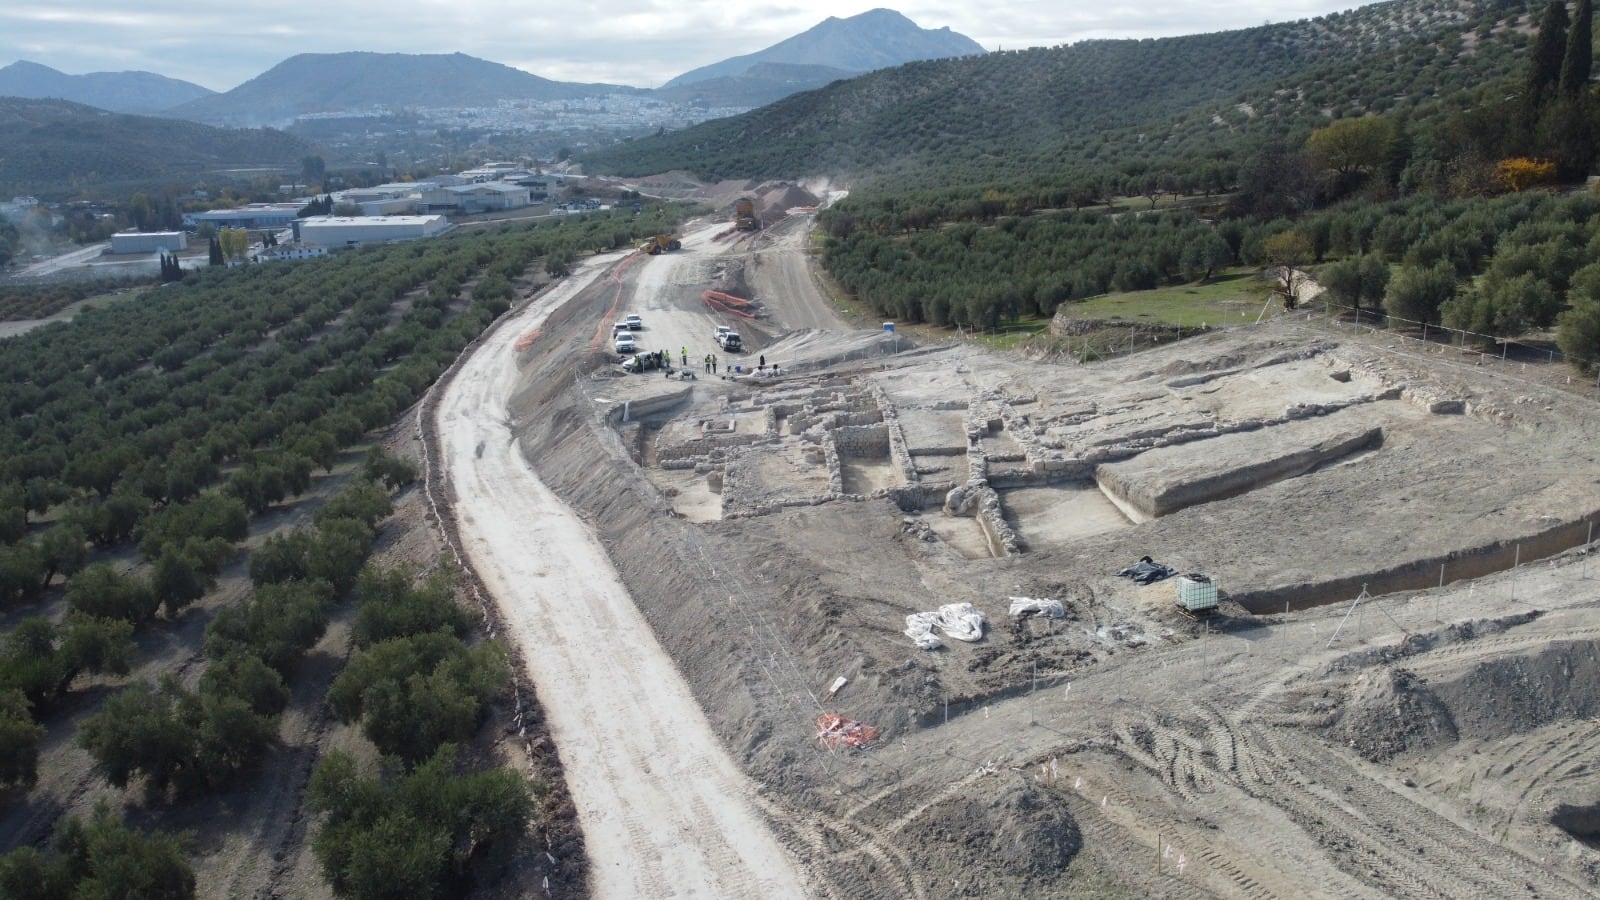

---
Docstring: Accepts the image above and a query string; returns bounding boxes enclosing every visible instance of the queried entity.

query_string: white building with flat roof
[183,203,304,230]
[258,243,328,262]
[295,215,452,246]
[109,231,187,254]
[418,182,530,214]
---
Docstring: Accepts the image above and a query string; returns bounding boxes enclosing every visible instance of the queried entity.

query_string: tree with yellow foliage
[1495,157,1557,192]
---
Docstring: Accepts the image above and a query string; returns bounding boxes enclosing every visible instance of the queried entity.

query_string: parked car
[625,314,643,330]
[614,333,637,354]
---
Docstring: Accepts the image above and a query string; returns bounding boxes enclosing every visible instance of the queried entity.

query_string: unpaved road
[433,246,808,899]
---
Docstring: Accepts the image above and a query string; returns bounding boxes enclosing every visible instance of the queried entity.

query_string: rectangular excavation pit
[897,408,968,455]
[835,424,898,495]
[749,444,833,495]
[922,514,1004,559]
[840,458,902,495]
[646,468,723,523]
[999,483,1133,544]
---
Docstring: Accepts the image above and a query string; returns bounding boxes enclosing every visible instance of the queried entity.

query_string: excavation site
[430,191,1600,898]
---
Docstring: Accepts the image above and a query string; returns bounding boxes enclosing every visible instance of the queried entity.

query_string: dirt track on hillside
[426,187,1600,898]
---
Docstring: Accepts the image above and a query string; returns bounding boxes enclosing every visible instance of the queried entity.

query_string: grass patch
[1064,269,1275,328]
[974,317,1051,350]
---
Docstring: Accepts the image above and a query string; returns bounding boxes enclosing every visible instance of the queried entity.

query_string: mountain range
[164,52,640,128]
[0,61,214,115]
[0,97,307,197]
[0,8,986,127]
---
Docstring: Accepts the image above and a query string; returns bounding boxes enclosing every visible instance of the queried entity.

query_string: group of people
[642,347,781,378]
[728,354,780,376]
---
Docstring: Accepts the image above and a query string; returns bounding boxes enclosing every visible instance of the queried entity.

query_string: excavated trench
[1551,803,1600,849]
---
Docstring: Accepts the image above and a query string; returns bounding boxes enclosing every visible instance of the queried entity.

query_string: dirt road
[433,248,808,899]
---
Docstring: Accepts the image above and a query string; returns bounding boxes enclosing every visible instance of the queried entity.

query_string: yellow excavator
[640,234,682,255]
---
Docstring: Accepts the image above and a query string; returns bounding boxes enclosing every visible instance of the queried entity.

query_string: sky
[4,1,1374,92]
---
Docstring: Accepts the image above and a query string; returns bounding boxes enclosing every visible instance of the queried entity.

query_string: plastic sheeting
[1008,597,1065,619]
[1115,556,1178,585]
[817,713,879,749]
[905,602,987,650]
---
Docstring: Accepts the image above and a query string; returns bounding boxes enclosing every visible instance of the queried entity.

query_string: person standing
[759,353,765,369]
[712,354,718,374]
[704,354,711,373]
[681,347,688,366]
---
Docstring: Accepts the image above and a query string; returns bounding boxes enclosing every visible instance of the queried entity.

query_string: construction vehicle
[640,234,682,255]
[734,198,760,231]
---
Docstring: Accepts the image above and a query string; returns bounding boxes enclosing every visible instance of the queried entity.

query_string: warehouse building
[293,215,452,246]
[418,182,530,214]
[109,231,188,254]
[258,243,329,262]
[183,203,304,230]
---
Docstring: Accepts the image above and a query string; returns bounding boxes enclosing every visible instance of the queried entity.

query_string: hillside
[583,0,1496,186]
[0,60,214,115]
[167,51,637,127]
[0,98,308,198]
[662,8,984,88]
[651,62,859,108]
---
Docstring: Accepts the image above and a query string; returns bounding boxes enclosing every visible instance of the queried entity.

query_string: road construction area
[432,181,1600,898]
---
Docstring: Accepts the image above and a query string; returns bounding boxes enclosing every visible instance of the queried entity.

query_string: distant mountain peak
[662,9,985,90]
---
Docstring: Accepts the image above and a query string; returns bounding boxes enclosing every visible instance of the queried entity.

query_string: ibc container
[1177,574,1218,612]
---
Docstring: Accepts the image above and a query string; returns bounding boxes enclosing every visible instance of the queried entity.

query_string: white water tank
[1177,574,1218,612]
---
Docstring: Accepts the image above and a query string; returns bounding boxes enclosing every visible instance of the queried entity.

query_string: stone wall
[834,424,890,458]
[867,382,921,486]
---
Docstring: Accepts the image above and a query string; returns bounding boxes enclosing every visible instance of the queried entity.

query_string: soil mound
[754,182,820,213]
[898,780,1081,896]
[1333,667,1457,762]
[1432,640,1600,740]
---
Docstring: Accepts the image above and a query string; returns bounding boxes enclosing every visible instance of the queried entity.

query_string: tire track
[1401,624,1600,677]
[1239,723,1588,899]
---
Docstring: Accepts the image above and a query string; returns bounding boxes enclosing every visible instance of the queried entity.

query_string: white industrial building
[418,182,530,214]
[258,243,329,262]
[183,203,304,230]
[109,231,187,254]
[333,184,424,216]
[295,215,452,246]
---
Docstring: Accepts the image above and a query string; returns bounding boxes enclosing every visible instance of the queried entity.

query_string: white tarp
[905,602,987,650]
[1008,596,1065,619]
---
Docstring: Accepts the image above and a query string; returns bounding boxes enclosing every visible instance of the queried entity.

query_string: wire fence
[956,321,1207,363]
[1308,298,1570,365]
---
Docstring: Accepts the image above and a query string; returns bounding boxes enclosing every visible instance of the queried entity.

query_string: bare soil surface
[425,184,1600,898]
